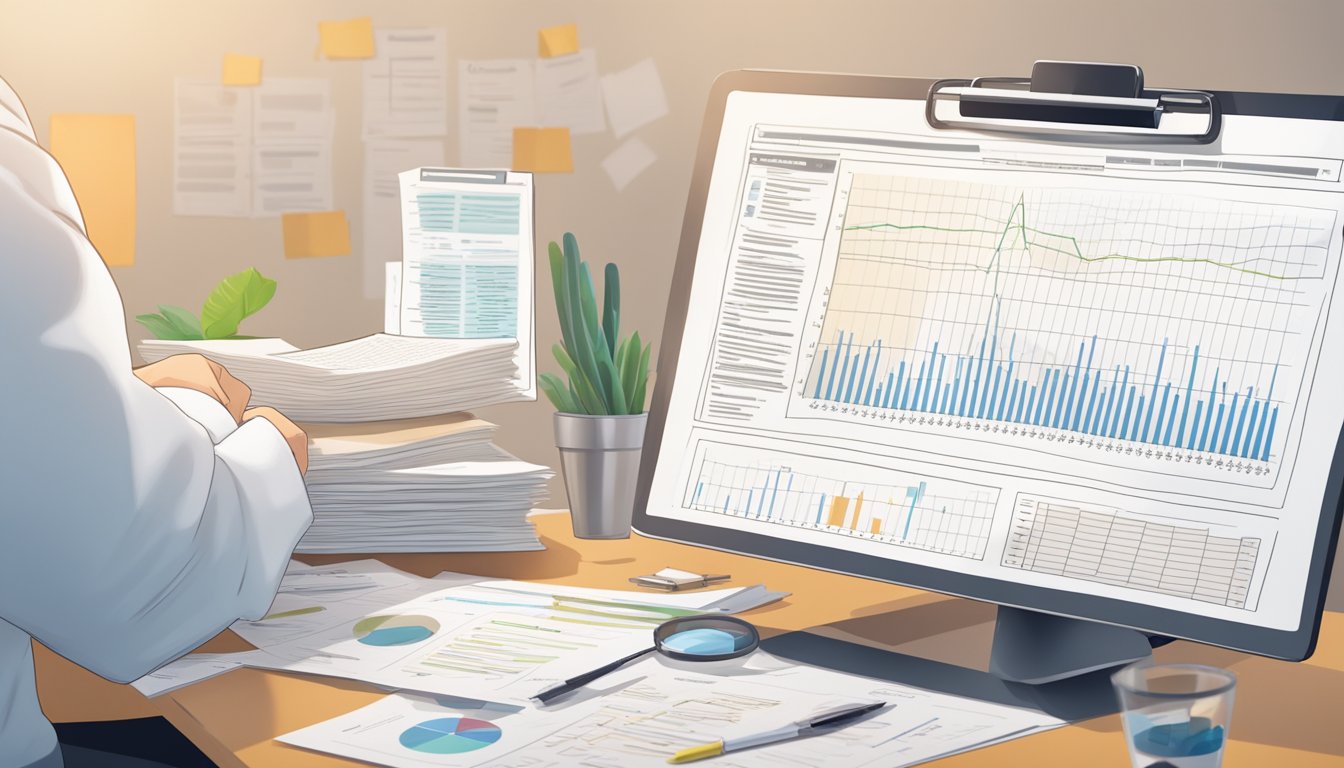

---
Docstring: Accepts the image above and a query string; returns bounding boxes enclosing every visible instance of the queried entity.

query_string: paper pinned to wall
[362,138,445,298]
[511,127,573,173]
[601,58,669,139]
[535,49,605,136]
[458,59,535,168]
[363,27,448,138]
[537,23,579,58]
[49,113,136,267]
[282,210,351,258]
[319,16,375,60]
[385,261,402,334]
[252,78,334,215]
[601,136,656,192]
[173,80,252,217]
[222,53,262,86]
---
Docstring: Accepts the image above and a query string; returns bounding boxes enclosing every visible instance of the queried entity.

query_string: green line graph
[844,194,1303,281]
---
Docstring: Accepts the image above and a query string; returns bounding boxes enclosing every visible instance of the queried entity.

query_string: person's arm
[0,81,312,683]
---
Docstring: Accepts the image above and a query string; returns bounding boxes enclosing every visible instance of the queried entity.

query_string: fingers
[244,407,309,476]
[213,364,252,424]
[136,354,252,425]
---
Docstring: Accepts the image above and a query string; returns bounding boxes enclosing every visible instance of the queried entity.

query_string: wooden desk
[34,512,1344,766]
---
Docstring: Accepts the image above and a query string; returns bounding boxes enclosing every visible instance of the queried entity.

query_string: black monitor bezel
[631,69,1344,662]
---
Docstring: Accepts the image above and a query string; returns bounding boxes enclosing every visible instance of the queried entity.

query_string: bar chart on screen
[683,442,1001,559]
[790,172,1337,487]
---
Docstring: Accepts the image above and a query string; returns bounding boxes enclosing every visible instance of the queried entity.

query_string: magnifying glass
[531,615,760,704]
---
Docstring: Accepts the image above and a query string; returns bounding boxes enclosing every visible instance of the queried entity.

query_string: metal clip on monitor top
[926,60,1221,143]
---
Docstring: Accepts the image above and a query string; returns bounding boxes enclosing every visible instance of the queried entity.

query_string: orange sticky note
[222,53,262,86]
[512,127,573,173]
[538,23,579,58]
[48,114,136,267]
[318,17,375,59]
[282,211,351,258]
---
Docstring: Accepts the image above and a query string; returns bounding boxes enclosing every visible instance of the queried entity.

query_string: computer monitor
[633,69,1344,678]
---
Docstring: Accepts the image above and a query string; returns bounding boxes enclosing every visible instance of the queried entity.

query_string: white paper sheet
[363,139,445,298]
[130,651,267,697]
[534,50,605,136]
[399,167,535,398]
[600,57,669,139]
[457,60,535,167]
[172,80,252,217]
[385,261,403,333]
[251,78,334,215]
[278,656,1063,768]
[363,28,449,139]
[601,136,657,191]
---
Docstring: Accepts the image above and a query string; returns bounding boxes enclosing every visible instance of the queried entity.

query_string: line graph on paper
[682,442,1001,559]
[791,173,1337,485]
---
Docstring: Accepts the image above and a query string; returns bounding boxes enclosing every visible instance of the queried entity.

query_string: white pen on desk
[667,701,887,764]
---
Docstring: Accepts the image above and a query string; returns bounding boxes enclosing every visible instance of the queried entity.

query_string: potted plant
[540,233,652,539]
[136,267,277,340]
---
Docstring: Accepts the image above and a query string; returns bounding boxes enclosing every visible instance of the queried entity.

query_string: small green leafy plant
[136,267,277,340]
[540,233,651,415]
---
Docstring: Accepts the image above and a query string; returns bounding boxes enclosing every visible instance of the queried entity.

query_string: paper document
[363,28,448,138]
[399,167,535,398]
[457,60,535,168]
[251,78,334,215]
[600,58,669,138]
[535,50,605,135]
[243,577,776,704]
[131,651,267,698]
[363,139,445,297]
[278,656,1062,767]
[172,80,252,216]
[385,261,403,332]
[602,136,657,191]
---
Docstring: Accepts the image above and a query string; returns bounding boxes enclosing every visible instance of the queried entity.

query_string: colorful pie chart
[353,614,440,646]
[399,716,502,755]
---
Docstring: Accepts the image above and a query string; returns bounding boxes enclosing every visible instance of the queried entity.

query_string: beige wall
[3,0,1344,603]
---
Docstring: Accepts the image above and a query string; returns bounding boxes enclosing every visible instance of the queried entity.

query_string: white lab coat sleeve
[0,83,312,684]
[154,386,242,443]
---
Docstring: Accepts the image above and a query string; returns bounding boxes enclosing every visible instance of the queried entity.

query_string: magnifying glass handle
[531,645,657,705]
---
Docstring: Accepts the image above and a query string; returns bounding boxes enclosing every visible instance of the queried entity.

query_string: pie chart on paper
[353,614,440,646]
[398,716,503,755]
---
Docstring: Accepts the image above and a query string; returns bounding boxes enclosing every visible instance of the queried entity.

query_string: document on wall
[172,79,252,216]
[534,50,606,135]
[277,656,1062,768]
[363,27,449,138]
[173,78,334,217]
[399,167,535,398]
[363,139,445,298]
[457,60,535,167]
[251,78,334,215]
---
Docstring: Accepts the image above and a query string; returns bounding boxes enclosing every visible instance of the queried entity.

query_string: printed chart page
[645,90,1344,632]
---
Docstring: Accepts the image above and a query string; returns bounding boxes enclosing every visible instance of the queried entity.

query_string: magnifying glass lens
[654,616,759,661]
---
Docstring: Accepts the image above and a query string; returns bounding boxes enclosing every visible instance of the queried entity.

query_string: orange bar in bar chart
[851,492,866,529]
[870,519,882,534]
[827,496,850,528]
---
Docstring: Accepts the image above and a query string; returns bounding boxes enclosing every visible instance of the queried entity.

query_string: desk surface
[33,512,1344,767]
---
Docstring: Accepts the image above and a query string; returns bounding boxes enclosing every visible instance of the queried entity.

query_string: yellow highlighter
[667,701,886,764]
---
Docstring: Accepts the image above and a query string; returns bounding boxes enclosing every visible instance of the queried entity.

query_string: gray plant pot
[554,412,647,539]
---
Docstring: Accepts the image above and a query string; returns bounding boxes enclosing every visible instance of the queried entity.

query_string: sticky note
[538,23,579,58]
[282,211,351,258]
[48,114,136,267]
[222,53,262,86]
[318,17,375,59]
[512,127,573,173]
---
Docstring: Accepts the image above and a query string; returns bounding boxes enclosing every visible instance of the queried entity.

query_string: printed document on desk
[400,167,535,400]
[277,656,1062,767]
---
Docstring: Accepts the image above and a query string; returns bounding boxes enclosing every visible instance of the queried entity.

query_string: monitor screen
[636,72,1344,658]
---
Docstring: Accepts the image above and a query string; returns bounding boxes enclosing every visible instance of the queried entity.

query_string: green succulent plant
[136,267,277,340]
[540,232,651,415]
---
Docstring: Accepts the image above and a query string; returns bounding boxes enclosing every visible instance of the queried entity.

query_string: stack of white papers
[305,414,499,472]
[137,334,526,422]
[299,459,552,553]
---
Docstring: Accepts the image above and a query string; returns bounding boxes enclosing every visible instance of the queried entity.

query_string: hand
[243,407,309,476]
[134,353,251,424]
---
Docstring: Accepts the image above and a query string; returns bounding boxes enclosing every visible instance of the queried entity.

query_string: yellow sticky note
[222,53,262,86]
[512,127,573,173]
[318,17,375,59]
[48,114,135,268]
[282,211,351,259]
[538,23,579,58]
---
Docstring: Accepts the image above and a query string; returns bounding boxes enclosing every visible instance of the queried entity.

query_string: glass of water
[1112,662,1236,768]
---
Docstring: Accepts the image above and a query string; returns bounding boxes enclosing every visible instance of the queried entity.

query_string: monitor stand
[761,605,1156,722]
